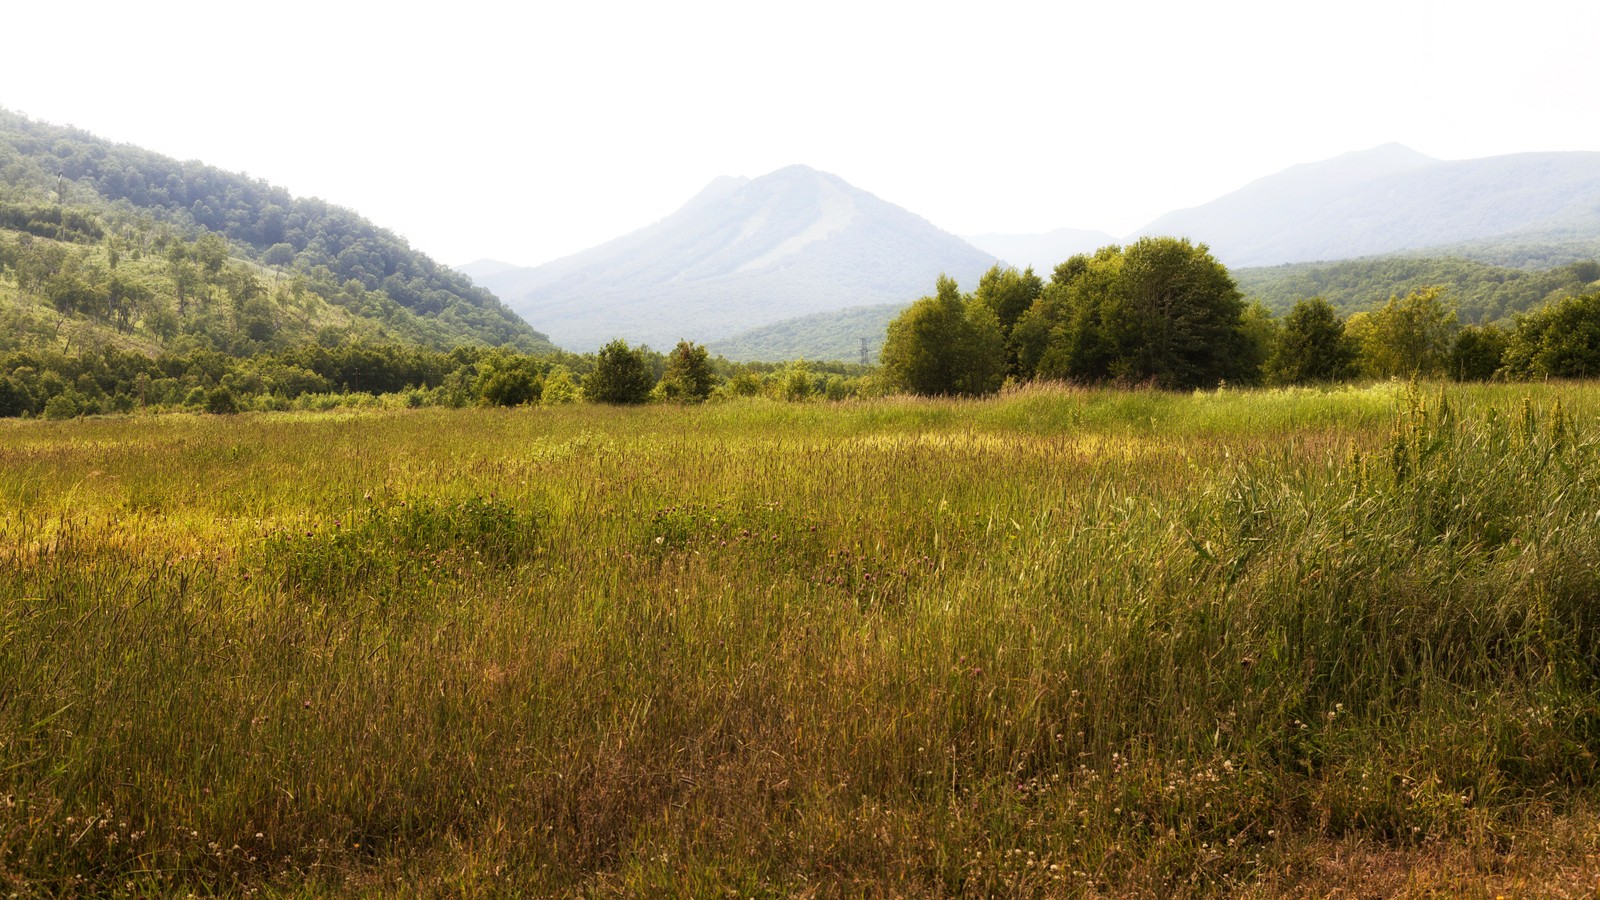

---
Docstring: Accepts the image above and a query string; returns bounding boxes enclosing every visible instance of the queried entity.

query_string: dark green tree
[204,385,239,415]
[1448,324,1508,381]
[263,242,296,268]
[1011,251,1111,381]
[1502,292,1600,378]
[1266,297,1356,384]
[881,275,1005,396]
[1108,237,1253,387]
[585,339,655,404]
[1015,239,1253,389]
[476,355,543,407]
[0,377,30,417]
[972,264,1043,375]
[658,340,716,402]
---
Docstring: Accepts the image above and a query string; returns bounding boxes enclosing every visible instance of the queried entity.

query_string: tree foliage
[1266,297,1357,385]
[585,339,655,404]
[1502,292,1600,379]
[1350,287,1458,378]
[971,264,1043,376]
[880,275,1004,396]
[1014,238,1253,389]
[476,354,544,407]
[1448,324,1508,382]
[658,340,716,402]
[1237,255,1600,325]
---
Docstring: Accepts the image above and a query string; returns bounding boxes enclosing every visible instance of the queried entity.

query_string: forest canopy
[0,107,551,353]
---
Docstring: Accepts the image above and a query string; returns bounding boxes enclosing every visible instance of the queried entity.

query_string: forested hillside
[0,108,554,354]
[708,303,902,363]
[1237,256,1600,323]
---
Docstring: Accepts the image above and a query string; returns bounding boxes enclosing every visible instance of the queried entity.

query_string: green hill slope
[707,302,903,363]
[0,108,554,354]
[1236,256,1600,324]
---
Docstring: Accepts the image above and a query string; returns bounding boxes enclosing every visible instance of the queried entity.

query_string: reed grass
[2,382,1599,896]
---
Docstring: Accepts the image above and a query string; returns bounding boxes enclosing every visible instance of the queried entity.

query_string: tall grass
[2,382,1598,895]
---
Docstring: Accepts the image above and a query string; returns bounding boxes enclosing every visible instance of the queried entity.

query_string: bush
[1267,297,1356,385]
[541,366,581,405]
[42,392,82,419]
[204,386,239,415]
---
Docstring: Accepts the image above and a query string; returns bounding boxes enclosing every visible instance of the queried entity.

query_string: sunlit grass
[2,381,1599,895]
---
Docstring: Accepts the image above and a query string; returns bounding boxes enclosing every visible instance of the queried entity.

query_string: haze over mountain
[1133,144,1600,267]
[963,228,1118,271]
[456,258,526,283]
[467,166,998,351]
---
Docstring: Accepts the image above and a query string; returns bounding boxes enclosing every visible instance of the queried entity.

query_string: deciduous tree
[658,340,716,402]
[585,339,655,404]
[1266,297,1356,384]
[1013,238,1254,389]
[1502,291,1600,378]
[1355,286,1458,378]
[881,275,1005,396]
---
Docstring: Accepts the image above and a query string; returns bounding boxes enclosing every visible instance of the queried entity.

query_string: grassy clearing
[2,382,1599,896]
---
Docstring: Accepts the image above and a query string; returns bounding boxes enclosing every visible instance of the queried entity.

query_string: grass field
[3,382,1599,896]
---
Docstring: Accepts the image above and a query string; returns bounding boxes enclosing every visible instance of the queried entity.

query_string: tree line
[0,339,877,419]
[9,230,1600,420]
[880,237,1600,395]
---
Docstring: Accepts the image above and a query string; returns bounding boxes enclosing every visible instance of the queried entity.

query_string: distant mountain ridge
[1133,144,1600,267]
[470,166,998,350]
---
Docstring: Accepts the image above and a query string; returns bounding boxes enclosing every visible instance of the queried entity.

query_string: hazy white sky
[8,0,1598,267]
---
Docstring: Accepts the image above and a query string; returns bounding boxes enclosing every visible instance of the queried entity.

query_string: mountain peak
[474,166,994,350]
[1342,142,1436,165]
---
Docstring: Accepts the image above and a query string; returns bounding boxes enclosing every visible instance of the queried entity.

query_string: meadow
[2,382,1598,896]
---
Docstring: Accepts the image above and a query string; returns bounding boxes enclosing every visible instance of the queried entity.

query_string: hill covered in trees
[707,303,902,363]
[0,108,554,355]
[1236,256,1600,324]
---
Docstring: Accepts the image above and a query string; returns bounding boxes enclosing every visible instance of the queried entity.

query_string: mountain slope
[708,302,905,363]
[1236,256,1600,324]
[0,107,554,353]
[1135,144,1600,267]
[475,166,998,350]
